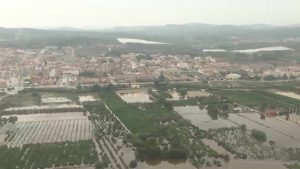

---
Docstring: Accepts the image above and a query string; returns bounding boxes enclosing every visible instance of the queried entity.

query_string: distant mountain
[0,23,299,48]
[109,23,300,40]
[51,27,85,31]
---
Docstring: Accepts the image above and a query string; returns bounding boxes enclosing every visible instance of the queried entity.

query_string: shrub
[129,160,137,168]
[251,129,267,142]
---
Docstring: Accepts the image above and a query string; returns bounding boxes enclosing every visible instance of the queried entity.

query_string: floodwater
[167,91,182,101]
[137,160,195,169]
[41,97,72,104]
[200,160,286,169]
[4,104,82,111]
[3,112,87,122]
[202,139,233,157]
[187,90,211,98]
[137,159,286,169]
[79,95,98,102]
[228,112,300,147]
[118,92,153,103]
[117,38,168,45]
[174,106,236,130]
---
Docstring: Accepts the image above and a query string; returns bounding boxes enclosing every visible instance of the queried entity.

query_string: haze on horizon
[0,0,300,29]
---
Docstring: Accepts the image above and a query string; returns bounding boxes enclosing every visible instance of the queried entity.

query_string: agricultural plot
[212,89,300,125]
[4,104,82,112]
[99,90,233,168]
[2,104,84,115]
[273,91,300,100]
[84,101,134,169]
[117,90,153,103]
[79,95,99,102]
[41,96,72,104]
[3,113,93,147]
[174,106,236,130]
[166,91,183,100]
[0,140,98,169]
[228,112,300,147]
[187,90,211,98]
[0,90,103,169]
[210,127,292,161]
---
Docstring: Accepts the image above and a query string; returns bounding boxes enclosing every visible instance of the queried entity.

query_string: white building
[225,73,241,80]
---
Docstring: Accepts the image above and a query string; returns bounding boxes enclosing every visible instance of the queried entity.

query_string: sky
[0,0,300,28]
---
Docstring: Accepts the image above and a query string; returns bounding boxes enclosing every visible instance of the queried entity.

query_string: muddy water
[187,91,211,98]
[201,160,286,169]
[118,92,153,103]
[174,106,236,130]
[202,139,234,157]
[228,112,300,147]
[137,160,195,169]
[137,159,286,169]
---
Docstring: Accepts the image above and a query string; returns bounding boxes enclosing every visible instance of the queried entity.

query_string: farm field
[2,112,93,147]
[1,87,299,169]
[187,90,211,98]
[228,112,300,147]
[211,89,300,124]
[98,90,237,168]
[273,91,300,100]
[84,100,135,169]
[79,95,100,102]
[0,140,98,169]
[4,104,83,112]
[116,90,153,103]
[166,91,182,100]
[174,106,236,130]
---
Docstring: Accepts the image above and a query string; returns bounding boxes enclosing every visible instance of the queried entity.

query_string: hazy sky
[1,0,300,28]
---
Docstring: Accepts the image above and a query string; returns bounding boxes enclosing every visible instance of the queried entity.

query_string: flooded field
[273,91,300,100]
[187,90,211,98]
[174,106,236,130]
[137,160,195,169]
[200,160,286,169]
[41,96,72,104]
[167,91,182,100]
[202,139,233,157]
[1,112,93,147]
[137,159,286,169]
[228,112,300,147]
[4,104,82,111]
[3,112,87,122]
[117,38,168,45]
[117,91,153,103]
[79,95,99,102]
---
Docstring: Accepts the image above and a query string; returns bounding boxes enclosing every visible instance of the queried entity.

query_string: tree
[240,124,246,133]
[251,129,267,142]
[177,88,187,99]
[158,72,165,82]
[95,161,108,169]
[207,104,219,120]
[129,160,137,168]
[223,154,230,162]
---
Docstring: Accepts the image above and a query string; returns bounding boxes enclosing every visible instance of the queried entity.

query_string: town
[0,43,299,95]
